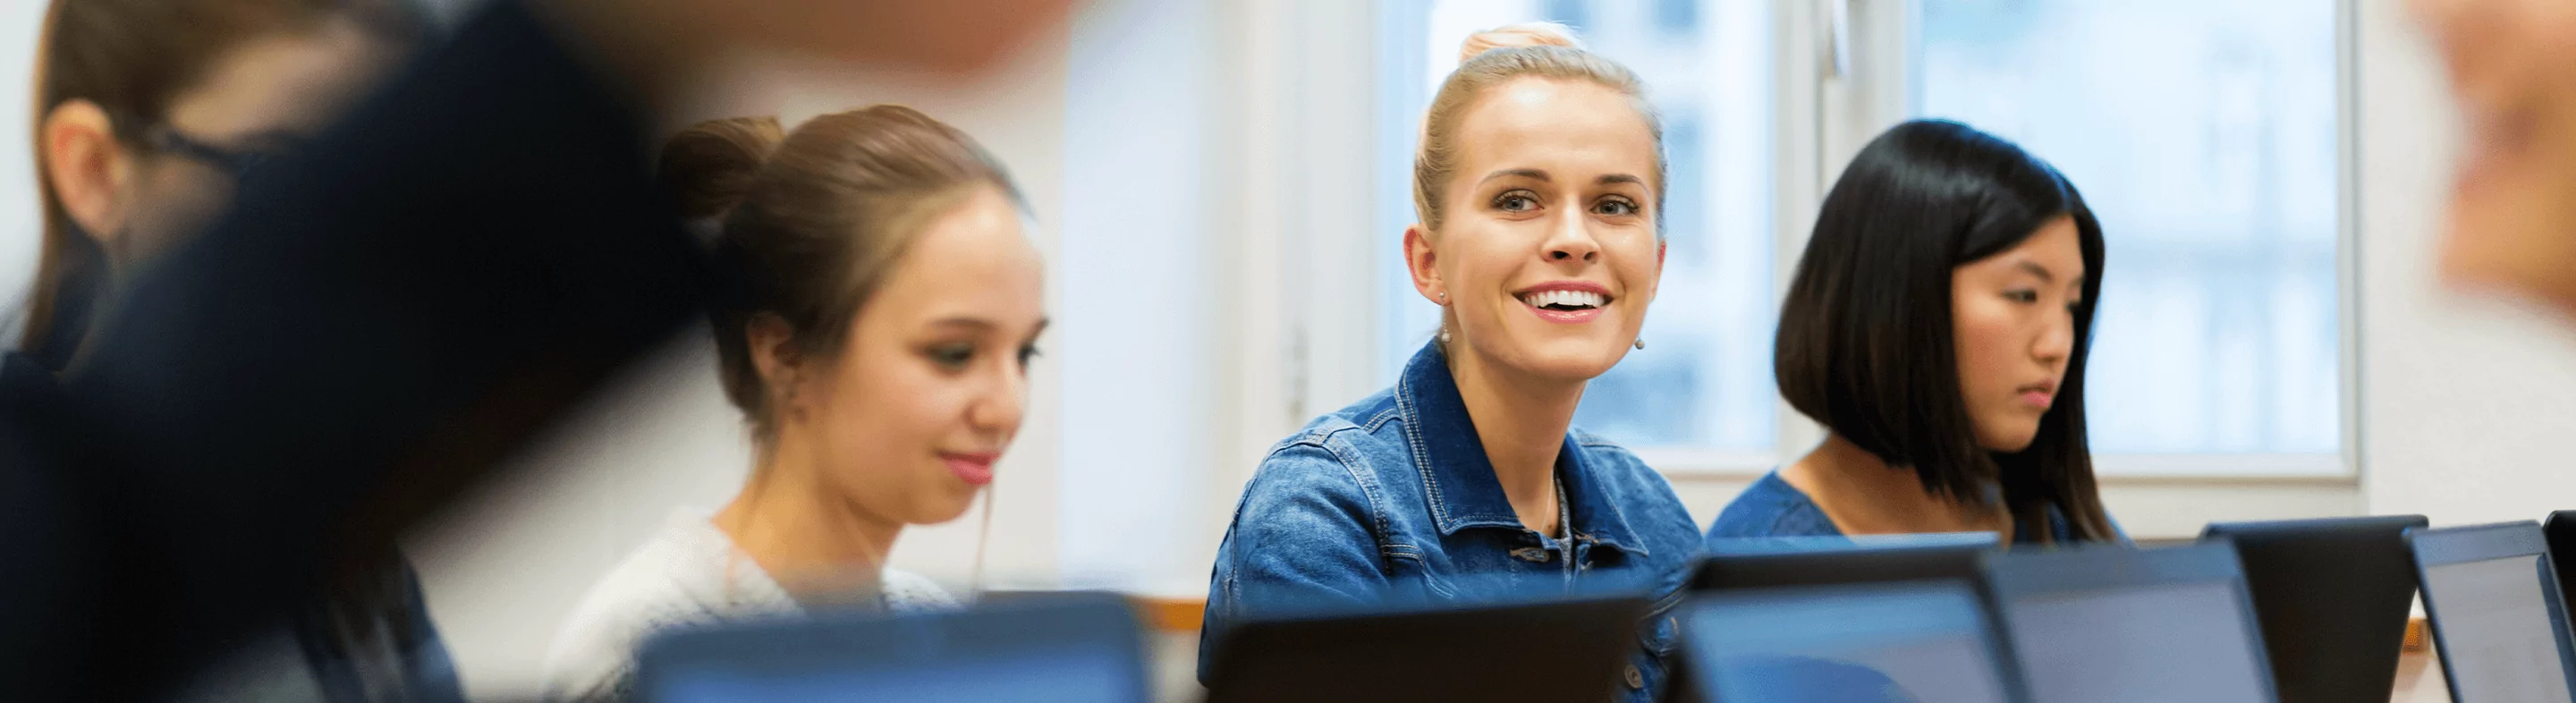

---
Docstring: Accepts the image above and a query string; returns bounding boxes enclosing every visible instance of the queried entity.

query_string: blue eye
[1494,191,1541,212]
[1593,198,1640,216]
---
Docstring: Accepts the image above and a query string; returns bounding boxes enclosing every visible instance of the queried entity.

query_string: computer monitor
[632,593,1151,703]
[1202,594,1649,703]
[2408,521,2576,703]
[1980,542,2277,703]
[1678,580,2026,703]
[2202,514,2427,703]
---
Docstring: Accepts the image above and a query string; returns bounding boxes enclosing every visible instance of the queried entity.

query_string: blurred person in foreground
[543,108,1043,702]
[1200,23,1700,702]
[0,0,1072,699]
[14,0,411,371]
[2413,0,2576,310]
[13,2,453,700]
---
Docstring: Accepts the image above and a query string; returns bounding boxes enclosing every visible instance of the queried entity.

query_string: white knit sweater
[540,509,956,702]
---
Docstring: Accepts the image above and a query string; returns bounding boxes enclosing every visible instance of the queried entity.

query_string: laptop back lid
[1679,580,2025,703]
[633,593,1150,703]
[1981,542,2277,703]
[1203,594,1651,703]
[2409,521,2576,703]
[2202,514,2426,703]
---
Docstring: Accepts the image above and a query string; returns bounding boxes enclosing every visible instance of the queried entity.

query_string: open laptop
[2202,515,2426,703]
[1202,594,1649,703]
[2408,521,2576,703]
[631,592,1151,703]
[1980,541,2278,703]
[1670,534,2002,703]
[1677,580,2027,703]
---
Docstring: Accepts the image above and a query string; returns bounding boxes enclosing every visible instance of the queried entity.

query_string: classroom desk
[2393,646,2449,702]
[1136,597,2461,703]
[1134,597,1208,703]
[2388,617,2450,701]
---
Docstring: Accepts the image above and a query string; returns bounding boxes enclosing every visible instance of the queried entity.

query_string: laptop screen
[1689,586,2013,703]
[2004,580,2270,703]
[654,643,1139,703]
[2424,555,2576,703]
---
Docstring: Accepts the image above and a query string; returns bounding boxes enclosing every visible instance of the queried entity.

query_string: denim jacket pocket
[1638,587,1683,656]
[1616,590,1684,702]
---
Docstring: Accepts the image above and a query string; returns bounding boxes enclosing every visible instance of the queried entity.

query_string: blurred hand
[695,0,1078,73]
[2412,0,2576,314]
[540,0,1080,105]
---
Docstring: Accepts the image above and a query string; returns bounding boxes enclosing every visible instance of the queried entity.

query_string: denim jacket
[1201,342,1702,702]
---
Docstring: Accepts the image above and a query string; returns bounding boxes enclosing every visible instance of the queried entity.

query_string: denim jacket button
[1624,664,1645,690]
[1509,546,1552,563]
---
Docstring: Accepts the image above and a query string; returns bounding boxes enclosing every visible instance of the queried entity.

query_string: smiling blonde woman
[1199,22,1700,702]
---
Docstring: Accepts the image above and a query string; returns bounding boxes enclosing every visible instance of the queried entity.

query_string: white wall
[0,2,46,313]
[1054,0,1224,595]
[2354,0,2576,527]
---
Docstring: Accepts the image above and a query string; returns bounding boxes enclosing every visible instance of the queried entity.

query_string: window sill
[1638,449,2355,485]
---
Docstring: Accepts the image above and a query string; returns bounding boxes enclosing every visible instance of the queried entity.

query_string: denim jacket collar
[1393,342,1650,557]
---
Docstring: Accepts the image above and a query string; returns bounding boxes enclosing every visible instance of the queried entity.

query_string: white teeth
[1519,290,1606,309]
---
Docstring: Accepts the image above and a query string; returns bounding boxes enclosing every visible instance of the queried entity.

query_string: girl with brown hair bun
[543,106,1046,703]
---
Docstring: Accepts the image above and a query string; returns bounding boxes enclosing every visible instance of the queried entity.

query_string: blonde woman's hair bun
[1457,21,1586,64]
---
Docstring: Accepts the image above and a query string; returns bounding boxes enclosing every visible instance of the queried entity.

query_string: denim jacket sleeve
[1199,439,1389,682]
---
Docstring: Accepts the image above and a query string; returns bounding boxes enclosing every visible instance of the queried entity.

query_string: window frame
[1814,0,2362,481]
[1341,0,2362,482]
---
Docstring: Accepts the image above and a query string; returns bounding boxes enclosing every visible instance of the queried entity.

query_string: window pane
[1919,0,2342,454]
[1384,0,1776,451]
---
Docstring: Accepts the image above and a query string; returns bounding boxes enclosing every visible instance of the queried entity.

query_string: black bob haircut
[1775,119,2113,543]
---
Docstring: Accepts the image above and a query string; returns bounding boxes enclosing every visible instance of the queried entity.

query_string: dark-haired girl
[1707,119,2120,545]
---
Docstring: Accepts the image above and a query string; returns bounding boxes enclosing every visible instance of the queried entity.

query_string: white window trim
[1323,0,2361,484]
[1641,446,2351,483]
[2334,0,2367,484]
[1802,0,2363,482]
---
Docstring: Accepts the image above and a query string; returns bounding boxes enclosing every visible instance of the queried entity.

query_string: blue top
[1706,470,2116,546]
[1201,342,1703,701]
